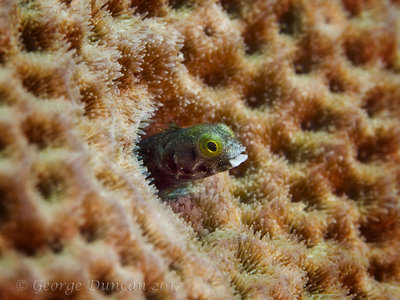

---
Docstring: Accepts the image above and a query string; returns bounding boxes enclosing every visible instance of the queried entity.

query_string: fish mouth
[229,153,248,168]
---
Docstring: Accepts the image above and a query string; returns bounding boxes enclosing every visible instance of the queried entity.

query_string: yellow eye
[199,136,222,157]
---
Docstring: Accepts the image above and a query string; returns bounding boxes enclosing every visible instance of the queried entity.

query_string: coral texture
[1,0,400,299]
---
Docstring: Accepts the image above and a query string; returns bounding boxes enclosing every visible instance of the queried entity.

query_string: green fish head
[180,123,248,177]
[137,122,247,193]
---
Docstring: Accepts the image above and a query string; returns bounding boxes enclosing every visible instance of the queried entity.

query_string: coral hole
[300,106,333,132]
[20,17,57,52]
[48,237,64,254]
[0,184,12,226]
[94,274,118,295]
[21,114,67,150]
[345,27,396,67]
[244,70,282,109]
[200,68,230,87]
[0,34,10,65]
[294,33,334,74]
[168,0,189,10]
[362,87,400,117]
[244,82,274,109]
[278,4,302,36]
[289,177,322,210]
[79,198,107,243]
[0,83,20,106]
[19,65,68,99]
[293,53,313,75]
[328,77,346,93]
[0,125,15,158]
[368,259,399,282]
[35,169,67,203]
[60,0,72,6]
[219,0,241,16]
[362,89,383,117]
[0,134,6,155]
[359,209,399,243]
[243,17,270,55]
[356,134,398,163]
[342,0,367,16]
[80,223,99,243]
[344,38,369,66]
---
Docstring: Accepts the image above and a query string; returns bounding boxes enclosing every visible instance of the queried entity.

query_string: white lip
[229,154,248,167]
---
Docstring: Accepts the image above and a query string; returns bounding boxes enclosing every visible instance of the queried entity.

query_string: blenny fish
[137,123,247,198]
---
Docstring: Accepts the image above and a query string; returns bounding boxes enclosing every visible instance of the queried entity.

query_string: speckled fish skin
[137,123,247,194]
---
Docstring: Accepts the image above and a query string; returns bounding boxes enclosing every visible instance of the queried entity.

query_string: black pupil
[207,141,217,152]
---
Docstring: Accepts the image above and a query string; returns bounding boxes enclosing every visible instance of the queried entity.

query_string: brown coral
[1,0,400,299]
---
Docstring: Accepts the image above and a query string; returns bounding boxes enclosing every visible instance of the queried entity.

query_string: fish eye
[207,141,217,152]
[199,135,221,157]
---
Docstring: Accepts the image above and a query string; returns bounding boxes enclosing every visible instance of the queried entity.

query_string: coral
[0,0,400,299]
